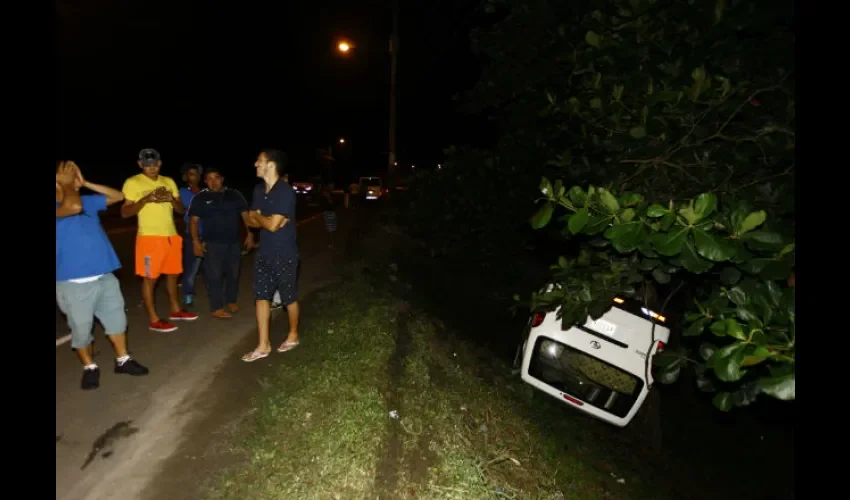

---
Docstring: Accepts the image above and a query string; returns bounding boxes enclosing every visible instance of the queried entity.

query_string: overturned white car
[514,295,671,427]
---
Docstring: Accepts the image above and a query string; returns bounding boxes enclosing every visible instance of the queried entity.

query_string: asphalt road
[55,201,355,500]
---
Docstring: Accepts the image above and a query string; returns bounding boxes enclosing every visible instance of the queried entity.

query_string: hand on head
[56,161,81,191]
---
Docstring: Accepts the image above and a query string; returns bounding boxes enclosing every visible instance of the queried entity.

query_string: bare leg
[284,301,300,343]
[106,333,129,358]
[142,277,159,323]
[76,344,95,366]
[254,300,272,353]
[166,274,181,313]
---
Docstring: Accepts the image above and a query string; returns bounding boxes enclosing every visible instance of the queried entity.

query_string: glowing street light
[338,41,351,53]
[339,138,345,144]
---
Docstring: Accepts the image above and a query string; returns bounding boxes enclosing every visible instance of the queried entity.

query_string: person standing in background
[321,186,337,248]
[179,162,204,306]
[188,167,250,319]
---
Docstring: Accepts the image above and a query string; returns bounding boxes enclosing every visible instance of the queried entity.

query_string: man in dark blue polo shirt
[56,161,149,389]
[241,149,299,362]
[187,167,250,319]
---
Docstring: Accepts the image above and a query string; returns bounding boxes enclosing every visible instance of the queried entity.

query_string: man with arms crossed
[241,149,300,361]
[188,167,250,319]
[56,161,149,390]
[121,149,198,332]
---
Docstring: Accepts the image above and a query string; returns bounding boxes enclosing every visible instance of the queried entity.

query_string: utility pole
[387,0,399,191]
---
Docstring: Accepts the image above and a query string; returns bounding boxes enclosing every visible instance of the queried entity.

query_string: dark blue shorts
[253,253,299,305]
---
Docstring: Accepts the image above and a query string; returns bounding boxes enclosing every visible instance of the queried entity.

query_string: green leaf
[657,363,681,384]
[621,208,636,222]
[712,392,733,411]
[681,240,713,273]
[568,207,590,234]
[660,212,676,231]
[726,286,748,306]
[568,186,588,206]
[696,376,717,393]
[646,204,668,217]
[698,342,717,361]
[652,267,671,284]
[605,222,644,253]
[723,318,747,341]
[629,126,647,139]
[638,258,661,271]
[531,203,554,229]
[736,305,761,325]
[694,193,718,219]
[620,193,644,207]
[778,243,795,258]
[590,97,602,109]
[583,215,613,235]
[539,177,553,197]
[742,231,785,252]
[719,267,742,285]
[685,317,710,337]
[709,320,727,337]
[741,345,771,367]
[678,203,700,225]
[585,30,601,48]
[736,210,767,235]
[710,342,747,382]
[758,259,793,281]
[598,189,620,213]
[693,228,733,262]
[758,373,795,400]
[652,229,688,256]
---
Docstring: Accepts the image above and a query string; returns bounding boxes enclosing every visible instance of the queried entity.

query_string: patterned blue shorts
[253,254,299,305]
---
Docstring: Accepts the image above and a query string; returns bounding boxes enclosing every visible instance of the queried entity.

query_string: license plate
[586,318,617,336]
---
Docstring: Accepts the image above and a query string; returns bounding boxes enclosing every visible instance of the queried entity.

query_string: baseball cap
[138,148,161,166]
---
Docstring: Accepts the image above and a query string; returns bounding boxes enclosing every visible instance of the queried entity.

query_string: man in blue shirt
[241,149,299,362]
[56,161,149,390]
[179,162,204,305]
[188,167,250,319]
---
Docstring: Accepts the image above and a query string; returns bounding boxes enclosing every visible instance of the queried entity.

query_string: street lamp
[339,138,345,144]
[333,0,399,190]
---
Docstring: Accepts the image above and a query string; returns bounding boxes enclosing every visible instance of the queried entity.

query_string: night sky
[56,0,484,189]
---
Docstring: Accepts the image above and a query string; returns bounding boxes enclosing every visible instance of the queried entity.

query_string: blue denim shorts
[56,273,127,349]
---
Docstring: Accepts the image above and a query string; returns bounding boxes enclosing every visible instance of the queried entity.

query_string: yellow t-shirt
[121,174,180,236]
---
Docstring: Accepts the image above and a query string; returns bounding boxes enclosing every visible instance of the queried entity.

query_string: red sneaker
[169,310,199,321]
[150,320,178,333]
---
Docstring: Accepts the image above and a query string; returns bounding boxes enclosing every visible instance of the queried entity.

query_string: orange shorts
[135,235,183,279]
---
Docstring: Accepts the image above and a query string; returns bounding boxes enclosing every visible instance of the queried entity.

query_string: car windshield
[528,337,643,417]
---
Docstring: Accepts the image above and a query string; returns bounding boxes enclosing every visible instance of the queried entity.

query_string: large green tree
[406,0,794,410]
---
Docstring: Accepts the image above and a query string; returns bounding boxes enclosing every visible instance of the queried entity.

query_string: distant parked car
[292,181,314,196]
[359,176,384,200]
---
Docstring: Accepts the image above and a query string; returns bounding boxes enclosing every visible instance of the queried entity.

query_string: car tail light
[656,341,665,353]
[531,312,546,328]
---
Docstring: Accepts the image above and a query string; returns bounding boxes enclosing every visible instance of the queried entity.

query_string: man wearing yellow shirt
[121,149,198,332]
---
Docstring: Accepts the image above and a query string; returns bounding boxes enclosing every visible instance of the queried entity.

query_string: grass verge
[205,267,668,500]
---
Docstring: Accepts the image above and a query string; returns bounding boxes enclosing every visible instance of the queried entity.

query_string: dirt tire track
[373,305,412,499]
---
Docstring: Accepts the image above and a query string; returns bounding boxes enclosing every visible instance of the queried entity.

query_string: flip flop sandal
[242,350,270,362]
[277,341,299,353]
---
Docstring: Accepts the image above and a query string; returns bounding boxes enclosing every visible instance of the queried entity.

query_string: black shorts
[253,253,299,305]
